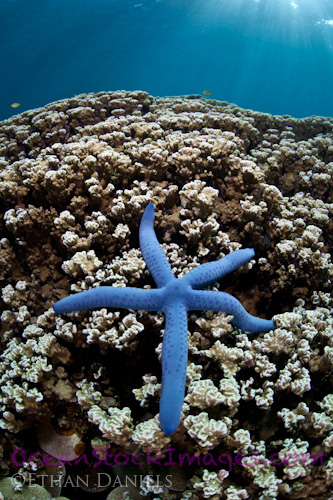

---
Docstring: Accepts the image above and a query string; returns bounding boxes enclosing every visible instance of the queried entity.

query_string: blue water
[0,0,332,121]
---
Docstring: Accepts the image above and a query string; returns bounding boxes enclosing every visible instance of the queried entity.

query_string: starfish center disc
[163,280,191,304]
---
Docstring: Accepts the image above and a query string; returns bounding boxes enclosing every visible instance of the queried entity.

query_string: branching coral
[0,90,332,499]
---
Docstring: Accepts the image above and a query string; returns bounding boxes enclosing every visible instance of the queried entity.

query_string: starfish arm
[159,298,188,435]
[53,287,164,314]
[139,203,176,288]
[181,248,255,289]
[187,290,275,333]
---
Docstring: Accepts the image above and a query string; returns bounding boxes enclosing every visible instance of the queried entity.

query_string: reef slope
[0,91,332,499]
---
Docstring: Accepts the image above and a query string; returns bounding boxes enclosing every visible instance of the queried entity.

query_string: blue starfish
[53,203,275,435]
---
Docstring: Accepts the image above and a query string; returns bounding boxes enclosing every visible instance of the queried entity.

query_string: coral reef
[0,90,332,499]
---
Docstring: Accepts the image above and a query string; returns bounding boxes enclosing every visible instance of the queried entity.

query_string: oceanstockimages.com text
[12,447,324,471]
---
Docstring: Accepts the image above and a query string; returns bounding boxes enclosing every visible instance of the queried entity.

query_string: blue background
[0,0,332,121]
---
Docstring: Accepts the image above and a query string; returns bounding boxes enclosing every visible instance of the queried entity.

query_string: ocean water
[0,0,332,121]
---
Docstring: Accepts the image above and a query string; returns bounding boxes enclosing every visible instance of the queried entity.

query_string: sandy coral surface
[0,90,332,499]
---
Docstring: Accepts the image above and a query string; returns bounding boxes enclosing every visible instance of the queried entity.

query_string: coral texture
[0,90,332,500]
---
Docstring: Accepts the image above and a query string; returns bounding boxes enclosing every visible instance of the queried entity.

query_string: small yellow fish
[11,102,21,108]
[203,90,211,96]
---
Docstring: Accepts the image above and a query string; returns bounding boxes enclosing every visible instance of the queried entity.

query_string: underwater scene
[0,1,332,500]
